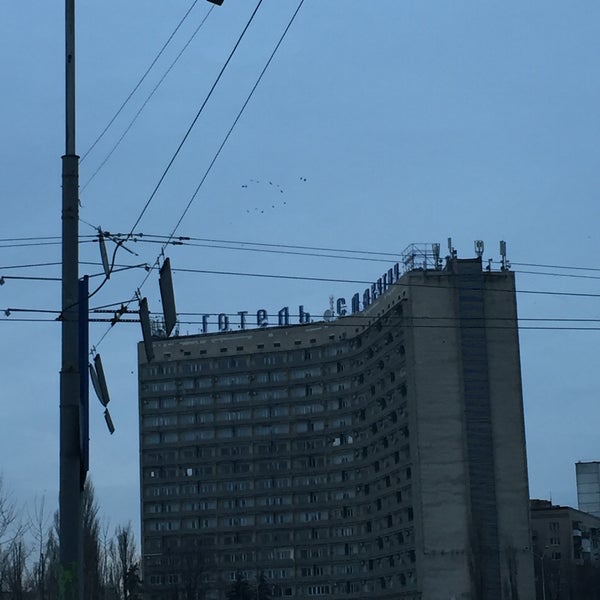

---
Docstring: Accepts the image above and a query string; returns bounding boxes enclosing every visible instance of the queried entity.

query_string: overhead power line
[0,262,62,271]
[0,240,95,250]
[81,4,215,191]
[162,0,307,246]
[126,0,266,238]
[4,311,600,332]
[7,232,600,277]
[167,266,600,300]
[131,233,401,258]
[91,235,600,279]
[81,0,203,162]
[91,0,301,352]
[0,275,61,282]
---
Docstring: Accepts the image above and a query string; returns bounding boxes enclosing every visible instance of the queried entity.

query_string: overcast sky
[1,0,600,540]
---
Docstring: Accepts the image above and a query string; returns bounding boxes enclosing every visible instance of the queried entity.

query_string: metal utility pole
[60,0,82,598]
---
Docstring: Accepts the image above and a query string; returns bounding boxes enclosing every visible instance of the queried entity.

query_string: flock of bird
[240,176,307,213]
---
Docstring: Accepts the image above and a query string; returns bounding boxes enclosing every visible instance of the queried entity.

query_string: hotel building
[138,246,535,600]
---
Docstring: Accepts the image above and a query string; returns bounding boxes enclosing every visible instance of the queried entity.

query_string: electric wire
[166,266,600,299]
[163,0,307,246]
[4,302,600,326]
[80,0,202,163]
[4,310,600,332]
[81,4,215,191]
[7,232,600,278]
[0,240,95,249]
[93,235,600,276]
[133,0,307,297]
[1,275,61,282]
[8,232,600,275]
[133,239,394,263]
[132,233,403,258]
[125,0,265,239]
[0,262,62,271]
[0,235,62,242]
[512,261,600,273]
[91,0,301,352]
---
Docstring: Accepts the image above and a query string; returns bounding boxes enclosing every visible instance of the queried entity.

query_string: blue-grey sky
[1,1,600,538]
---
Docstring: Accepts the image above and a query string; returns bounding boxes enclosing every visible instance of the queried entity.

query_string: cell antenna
[89,354,110,407]
[447,237,457,258]
[98,230,110,279]
[139,297,155,362]
[432,243,441,269]
[500,240,509,271]
[474,240,484,258]
[159,257,177,337]
[104,409,115,435]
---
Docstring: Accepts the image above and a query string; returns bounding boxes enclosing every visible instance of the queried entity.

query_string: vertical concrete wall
[408,272,472,599]
[484,272,535,600]
[407,264,534,600]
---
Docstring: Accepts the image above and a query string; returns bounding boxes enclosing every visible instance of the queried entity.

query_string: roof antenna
[500,240,510,271]
[474,240,484,258]
[447,237,457,258]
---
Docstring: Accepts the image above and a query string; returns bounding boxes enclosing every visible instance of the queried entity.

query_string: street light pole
[540,547,548,600]
[534,546,549,600]
[59,0,82,599]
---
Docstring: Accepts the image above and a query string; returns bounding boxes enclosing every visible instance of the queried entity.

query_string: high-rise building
[138,246,534,600]
[576,461,600,518]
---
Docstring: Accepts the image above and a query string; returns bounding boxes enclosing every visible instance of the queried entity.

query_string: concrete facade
[138,256,534,600]
[530,500,600,599]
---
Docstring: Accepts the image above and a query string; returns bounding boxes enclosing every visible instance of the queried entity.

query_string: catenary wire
[135,0,308,293]
[1,275,61,282]
[7,232,600,277]
[163,0,306,246]
[91,0,304,352]
[5,303,600,325]
[110,237,394,264]
[4,316,599,332]
[512,261,600,273]
[132,233,403,258]
[167,266,600,299]
[80,0,202,163]
[0,262,62,271]
[100,236,600,277]
[81,5,215,191]
[125,0,265,239]
[0,240,95,249]
[5,306,600,331]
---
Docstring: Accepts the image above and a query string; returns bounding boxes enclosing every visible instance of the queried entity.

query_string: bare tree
[171,537,213,600]
[255,572,272,600]
[0,475,27,599]
[80,480,103,600]
[0,476,18,545]
[44,527,60,600]
[99,519,118,600]
[111,522,138,600]
[226,573,253,600]
[29,495,50,600]
[5,535,29,600]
